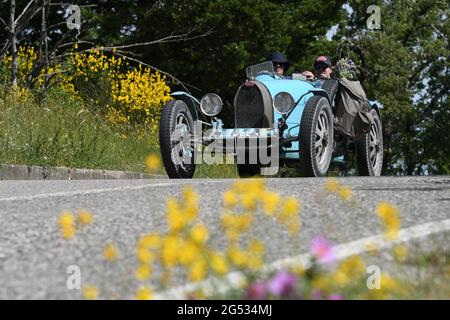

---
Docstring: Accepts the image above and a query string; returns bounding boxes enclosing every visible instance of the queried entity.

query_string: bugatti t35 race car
[159,61,383,178]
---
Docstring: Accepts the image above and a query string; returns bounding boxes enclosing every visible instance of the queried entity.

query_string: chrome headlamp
[200,93,223,116]
[273,92,295,115]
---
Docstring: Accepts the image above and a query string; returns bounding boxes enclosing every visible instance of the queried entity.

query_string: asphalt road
[0,176,449,299]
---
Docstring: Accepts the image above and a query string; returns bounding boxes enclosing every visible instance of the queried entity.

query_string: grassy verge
[0,87,159,173]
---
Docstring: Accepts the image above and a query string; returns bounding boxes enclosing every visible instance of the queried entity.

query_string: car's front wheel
[355,108,383,176]
[159,100,196,178]
[299,96,334,177]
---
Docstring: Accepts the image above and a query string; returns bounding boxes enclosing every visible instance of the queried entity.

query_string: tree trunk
[9,0,17,87]
[40,0,50,90]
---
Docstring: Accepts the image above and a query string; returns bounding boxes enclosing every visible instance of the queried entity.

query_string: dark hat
[314,55,332,68]
[267,52,290,71]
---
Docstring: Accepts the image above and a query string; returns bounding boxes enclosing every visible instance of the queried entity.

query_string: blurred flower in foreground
[267,271,297,297]
[83,285,99,300]
[325,178,339,193]
[338,185,352,202]
[376,202,401,241]
[246,281,268,300]
[77,210,94,225]
[103,243,119,261]
[328,293,344,300]
[393,245,408,262]
[135,287,153,300]
[145,154,160,172]
[310,236,335,264]
[59,211,76,239]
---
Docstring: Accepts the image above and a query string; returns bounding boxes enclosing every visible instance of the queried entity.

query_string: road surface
[0,176,449,299]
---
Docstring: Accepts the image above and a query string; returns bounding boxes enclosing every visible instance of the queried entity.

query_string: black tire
[237,164,261,178]
[299,96,334,177]
[321,79,339,105]
[159,100,196,178]
[355,108,383,176]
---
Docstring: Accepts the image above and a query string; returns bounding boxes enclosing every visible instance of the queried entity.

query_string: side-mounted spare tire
[355,108,383,176]
[159,100,196,178]
[299,96,334,177]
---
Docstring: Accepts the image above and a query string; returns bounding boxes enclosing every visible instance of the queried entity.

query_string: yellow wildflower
[183,186,199,209]
[393,245,408,262]
[240,192,257,211]
[188,259,207,282]
[77,210,94,225]
[135,287,153,300]
[145,154,160,172]
[261,191,280,215]
[59,211,76,239]
[288,220,301,236]
[280,196,300,217]
[223,190,238,208]
[83,285,99,300]
[136,247,153,264]
[248,239,265,256]
[103,244,119,261]
[190,224,209,245]
[210,252,229,275]
[161,236,179,268]
[167,198,187,233]
[177,241,199,266]
[138,233,161,250]
[135,264,152,281]
[338,185,352,202]
[325,178,339,193]
[227,246,247,268]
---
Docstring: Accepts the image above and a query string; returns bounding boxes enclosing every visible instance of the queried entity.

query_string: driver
[267,52,290,76]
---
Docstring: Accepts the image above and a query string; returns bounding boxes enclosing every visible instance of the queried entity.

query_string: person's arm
[301,71,316,81]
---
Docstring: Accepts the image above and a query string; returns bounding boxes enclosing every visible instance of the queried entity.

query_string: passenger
[302,55,333,81]
[313,55,333,79]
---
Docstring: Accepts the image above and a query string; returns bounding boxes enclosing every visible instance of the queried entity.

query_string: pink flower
[310,236,335,264]
[246,281,268,300]
[311,288,324,300]
[328,294,344,300]
[267,272,297,297]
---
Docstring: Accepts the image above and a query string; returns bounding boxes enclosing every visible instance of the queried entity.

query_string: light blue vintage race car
[159,61,383,178]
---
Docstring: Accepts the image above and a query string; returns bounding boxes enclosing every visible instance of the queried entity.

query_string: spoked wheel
[159,100,196,178]
[355,108,383,176]
[299,96,334,177]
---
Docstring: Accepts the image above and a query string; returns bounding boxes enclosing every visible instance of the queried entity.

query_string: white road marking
[155,218,450,299]
[0,179,227,202]
[0,183,175,202]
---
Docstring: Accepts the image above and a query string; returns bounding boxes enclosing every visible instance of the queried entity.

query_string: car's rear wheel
[355,109,383,176]
[159,100,196,178]
[299,96,334,177]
